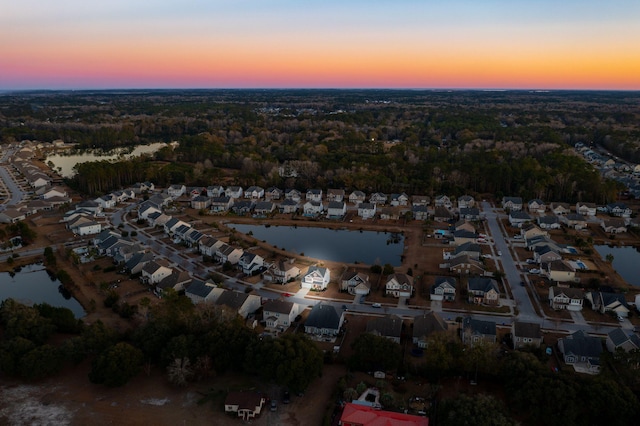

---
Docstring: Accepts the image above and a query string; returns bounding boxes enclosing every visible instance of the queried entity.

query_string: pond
[594,245,640,287]
[228,224,404,266]
[0,263,85,318]
[46,142,168,178]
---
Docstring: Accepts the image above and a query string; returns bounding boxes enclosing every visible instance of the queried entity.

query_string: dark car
[270,400,277,412]
[282,390,290,404]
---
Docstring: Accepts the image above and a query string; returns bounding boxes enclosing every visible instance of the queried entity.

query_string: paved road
[481,201,539,322]
[0,165,25,206]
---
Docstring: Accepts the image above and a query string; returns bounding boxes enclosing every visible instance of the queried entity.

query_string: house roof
[607,328,638,348]
[185,279,216,298]
[560,330,602,359]
[454,242,480,255]
[215,290,250,310]
[327,201,345,209]
[341,269,369,283]
[434,276,456,289]
[340,403,429,426]
[513,321,541,339]
[157,270,192,290]
[413,312,448,340]
[467,277,499,294]
[254,201,273,211]
[387,273,413,287]
[600,292,629,309]
[462,316,496,336]
[366,315,403,339]
[305,303,342,330]
[263,299,295,315]
[224,391,264,412]
[551,286,584,300]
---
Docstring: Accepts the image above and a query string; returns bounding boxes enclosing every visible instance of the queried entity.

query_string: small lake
[0,263,85,318]
[228,224,404,266]
[46,142,167,177]
[594,245,640,287]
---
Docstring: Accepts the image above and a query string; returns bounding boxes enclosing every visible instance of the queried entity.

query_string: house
[357,202,376,219]
[413,312,448,348]
[190,195,211,210]
[206,185,225,198]
[167,184,186,199]
[412,205,429,221]
[557,330,602,374]
[340,269,371,295]
[467,277,500,305]
[448,255,486,276]
[238,252,264,275]
[385,273,413,298]
[379,207,400,220]
[149,193,172,208]
[326,188,345,202]
[457,195,475,209]
[244,186,264,200]
[215,290,261,319]
[253,201,275,216]
[231,200,254,215]
[156,270,192,295]
[339,403,429,426]
[278,199,299,214]
[184,279,221,304]
[349,190,366,205]
[434,195,452,208]
[606,329,640,353]
[42,186,68,200]
[301,266,330,290]
[459,207,481,221]
[533,245,562,264]
[549,202,571,216]
[543,260,576,283]
[225,186,243,200]
[452,242,482,260]
[365,315,403,344]
[561,213,587,230]
[527,199,546,213]
[521,224,549,240]
[538,215,562,230]
[369,192,388,205]
[411,195,430,207]
[326,201,347,218]
[303,201,324,216]
[164,217,189,236]
[264,259,300,284]
[210,196,232,213]
[389,192,409,207]
[95,194,117,209]
[601,218,627,234]
[68,217,102,236]
[433,206,453,222]
[509,211,532,227]
[430,276,456,301]
[0,208,26,224]
[263,299,299,331]
[264,186,283,201]
[512,321,543,349]
[284,188,302,203]
[224,391,266,421]
[304,303,344,337]
[198,236,224,257]
[184,228,205,246]
[606,202,632,218]
[461,316,497,347]
[549,286,584,311]
[214,243,244,265]
[576,202,597,217]
[586,291,630,318]
[453,229,477,246]
[124,252,154,275]
[141,261,173,285]
[502,196,523,211]
[138,203,161,220]
[306,188,323,202]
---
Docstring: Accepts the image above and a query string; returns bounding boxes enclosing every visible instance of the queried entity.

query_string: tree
[343,388,358,402]
[89,342,143,387]
[19,344,64,380]
[439,393,516,426]
[606,253,614,263]
[0,299,56,345]
[167,357,193,386]
[348,333,401,372]
[382,263,395,275]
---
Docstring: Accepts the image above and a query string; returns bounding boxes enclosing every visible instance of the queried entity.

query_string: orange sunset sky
[1,0,639,90]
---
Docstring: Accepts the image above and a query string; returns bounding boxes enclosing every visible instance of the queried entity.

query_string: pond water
[46,142,167,177]
[0,263,85,318]
[228,224,404,266]
[594,245,640,287]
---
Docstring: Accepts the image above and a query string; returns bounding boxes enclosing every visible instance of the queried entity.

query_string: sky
[1,0,639,90]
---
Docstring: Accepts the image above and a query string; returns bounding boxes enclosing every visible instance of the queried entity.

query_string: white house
[358,202,376,219]
[385,273,414,298]
[301,266,330,290]
[167,184,186,199]
[326,201,347,218]
[303,201,324,216]
[263,299,299,331]
[238,252,264,275]
[141,261,173,285]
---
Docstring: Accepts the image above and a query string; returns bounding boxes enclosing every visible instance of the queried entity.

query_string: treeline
[0,294,323,392]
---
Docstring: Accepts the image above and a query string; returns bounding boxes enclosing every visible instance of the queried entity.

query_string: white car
[497,251,502,256]
[529,268,541,274]
[372,303,382,308]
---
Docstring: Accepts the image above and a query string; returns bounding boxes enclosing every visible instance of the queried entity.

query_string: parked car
[526,259,536,264]
[270,400,277,412]
[529,268,541,274]
[282,390,290,404]
[372,303,382,308]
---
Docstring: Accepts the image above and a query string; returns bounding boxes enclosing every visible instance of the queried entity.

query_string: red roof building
[340,403,429,426]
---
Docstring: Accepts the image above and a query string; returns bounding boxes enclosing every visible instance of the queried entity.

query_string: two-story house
[263,299,299,331]
[385,273,413,298]
[301,266,330,290]
[461,316,497,347]
[430,276,456,302]
[467,277,500,305]
[549,286,584,311]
